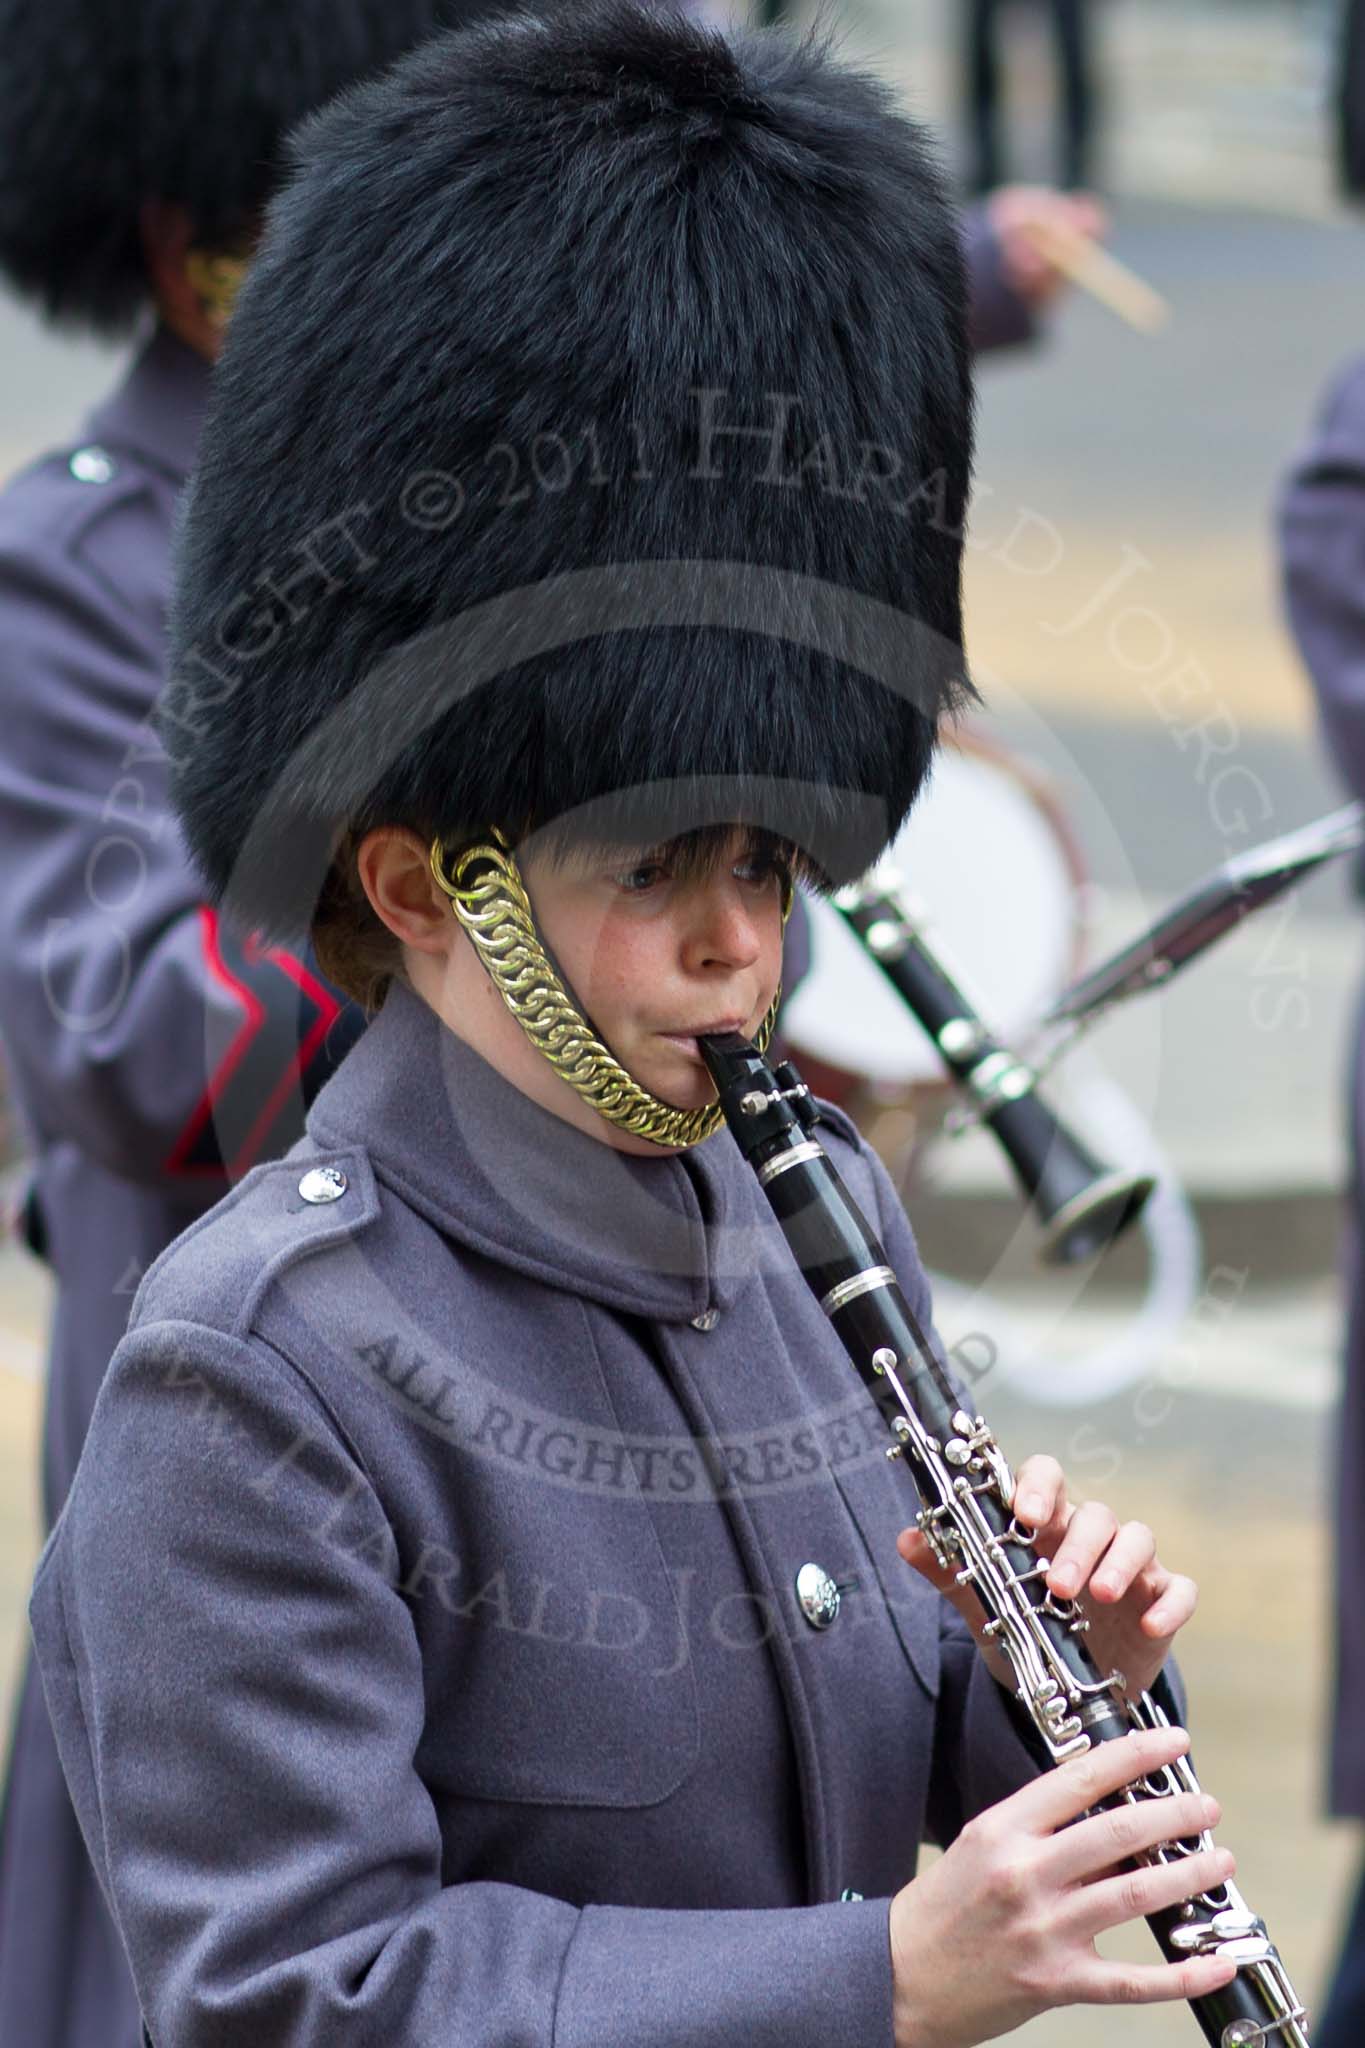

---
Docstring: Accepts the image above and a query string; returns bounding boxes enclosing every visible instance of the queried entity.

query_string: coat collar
[82,323,211,485]
[307,981,762,1324]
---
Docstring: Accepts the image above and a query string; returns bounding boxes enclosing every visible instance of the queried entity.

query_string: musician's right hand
[887,1726,1239,2046]
[984,185,1107,310]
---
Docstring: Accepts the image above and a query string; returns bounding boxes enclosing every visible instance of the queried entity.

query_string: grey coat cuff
[556,1896,893,2048]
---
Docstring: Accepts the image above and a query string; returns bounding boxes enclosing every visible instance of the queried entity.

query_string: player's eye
[612,862,670,893]
[733,852,790,891]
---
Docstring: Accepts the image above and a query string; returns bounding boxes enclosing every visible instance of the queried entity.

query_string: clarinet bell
[1034,1160,1156,1266]
[990,1088,1155,1265]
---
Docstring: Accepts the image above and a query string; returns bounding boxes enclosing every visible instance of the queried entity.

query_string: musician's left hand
[896,1455,1196,1699]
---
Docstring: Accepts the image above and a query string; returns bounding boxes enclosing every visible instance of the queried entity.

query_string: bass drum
[780,733,1089,1104]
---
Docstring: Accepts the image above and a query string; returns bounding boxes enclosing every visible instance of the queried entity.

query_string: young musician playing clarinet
[29,8,1237,2041]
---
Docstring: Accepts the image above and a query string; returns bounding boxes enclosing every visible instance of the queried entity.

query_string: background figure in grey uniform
[1280,354,1365,2048]
[0,6,512,2043]
[964,0,1098,194]
[1277,33,1365,2034]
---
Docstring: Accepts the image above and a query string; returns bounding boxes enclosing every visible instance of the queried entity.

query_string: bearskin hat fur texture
[164,1,975,938]
[0,0,506,332]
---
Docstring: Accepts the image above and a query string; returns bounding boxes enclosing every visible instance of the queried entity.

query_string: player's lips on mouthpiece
[658,1019,748,1055]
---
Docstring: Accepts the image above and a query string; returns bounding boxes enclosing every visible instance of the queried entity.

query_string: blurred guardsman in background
[1277,19,1365,2043]
[0,7,511,2042]
[1279,330,1365,2048]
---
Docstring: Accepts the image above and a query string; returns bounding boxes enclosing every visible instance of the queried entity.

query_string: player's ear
[356,828,451,957]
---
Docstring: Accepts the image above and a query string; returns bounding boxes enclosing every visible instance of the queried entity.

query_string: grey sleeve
[0,534,357,1189]
[30,1324,894,2048]
[963,204,1037,357]
[1279,354,1365,799]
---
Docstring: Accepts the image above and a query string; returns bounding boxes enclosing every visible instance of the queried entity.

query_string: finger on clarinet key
[1046,1499,1118,1594]
[1048,1789,1221,1886]
[1019,1726,1192,1831]
[1011,1452,1065,1530]
[1089,1521,1157,1600]
[1069,1845,1236,1940]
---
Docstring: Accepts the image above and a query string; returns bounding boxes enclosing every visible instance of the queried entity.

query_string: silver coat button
[795,1562,841,1630]
[69,445,116,484]
[691,1307,719,1332]
[298,1165,348,1204]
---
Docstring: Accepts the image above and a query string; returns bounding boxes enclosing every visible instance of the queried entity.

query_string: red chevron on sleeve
[165,908,342,1180]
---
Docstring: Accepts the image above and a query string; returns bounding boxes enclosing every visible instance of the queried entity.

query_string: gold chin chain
[429,830,783,1149]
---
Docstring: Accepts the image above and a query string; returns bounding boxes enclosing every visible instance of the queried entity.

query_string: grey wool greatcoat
[31,982,1046,2046]
[4,243,1030,2047]
[1280,352,1365,1819]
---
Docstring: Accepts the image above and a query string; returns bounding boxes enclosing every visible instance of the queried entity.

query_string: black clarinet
[833,874,1155,1265]
[699,1030,1309,2048]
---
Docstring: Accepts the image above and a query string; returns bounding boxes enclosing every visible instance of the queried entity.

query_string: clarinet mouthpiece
[699,1034,809,1157]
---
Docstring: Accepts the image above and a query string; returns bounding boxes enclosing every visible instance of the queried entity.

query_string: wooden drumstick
[1022,216,1171,334]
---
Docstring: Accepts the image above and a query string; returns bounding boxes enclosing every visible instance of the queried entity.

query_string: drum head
[781,743,1084,1086]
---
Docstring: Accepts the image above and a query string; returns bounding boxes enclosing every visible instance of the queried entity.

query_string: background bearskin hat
[0,0,508,332]
[165,1,976,937]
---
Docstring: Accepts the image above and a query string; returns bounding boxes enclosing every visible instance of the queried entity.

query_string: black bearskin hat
[164,2,975,939]
[0,0,507,333]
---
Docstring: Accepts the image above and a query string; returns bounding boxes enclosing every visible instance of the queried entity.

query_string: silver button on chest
[795,1562,842,1630]
[69,445,117,485]
[690,1307,719,1332]
[298,1165,348,1205]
